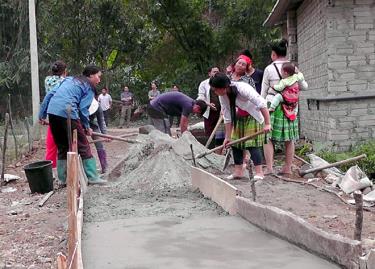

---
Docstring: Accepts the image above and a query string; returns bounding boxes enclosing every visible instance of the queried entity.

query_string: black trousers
[48,114,93,160]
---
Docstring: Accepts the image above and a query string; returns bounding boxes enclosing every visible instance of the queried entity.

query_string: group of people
[147,39,308,180]
[39,63,108,186]
[38,38,307,186]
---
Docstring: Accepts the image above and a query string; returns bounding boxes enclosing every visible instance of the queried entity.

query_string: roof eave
[263,0,303,27]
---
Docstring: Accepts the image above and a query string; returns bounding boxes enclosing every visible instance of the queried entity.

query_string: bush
[317,140,375,180]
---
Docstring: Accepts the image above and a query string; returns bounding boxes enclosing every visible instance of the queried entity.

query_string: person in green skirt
[209,72,271,180]
[261,39,301,175]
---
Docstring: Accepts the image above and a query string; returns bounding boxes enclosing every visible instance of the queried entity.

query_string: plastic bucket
[24,160,53,194]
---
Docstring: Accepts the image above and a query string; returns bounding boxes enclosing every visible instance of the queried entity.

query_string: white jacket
[197,78,211,119]
[219,81,267,124]
[261,59,290,103]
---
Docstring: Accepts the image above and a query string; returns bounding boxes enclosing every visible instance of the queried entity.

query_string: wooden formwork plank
[67,152,78,269]
[76,195,84,269]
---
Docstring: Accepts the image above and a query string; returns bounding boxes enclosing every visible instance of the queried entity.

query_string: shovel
[222,148,232,171]
[196,130,265,159]
[91,132,138,143]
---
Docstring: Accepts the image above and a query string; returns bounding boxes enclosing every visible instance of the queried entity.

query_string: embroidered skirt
[267,104,299,142]
[231,116,264,149]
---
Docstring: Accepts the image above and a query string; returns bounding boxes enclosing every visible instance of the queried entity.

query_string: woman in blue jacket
[39,65,106,185]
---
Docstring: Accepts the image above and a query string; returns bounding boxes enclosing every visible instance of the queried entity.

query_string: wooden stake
[8,94,18,160]
[72,130,78,153]
[67,152,78,269]
[190,144,196,167]
[1,113,9,186]
[298,154,367,176]
[38,191,54,207]
[56,252,67,269]
[353,190,363,241]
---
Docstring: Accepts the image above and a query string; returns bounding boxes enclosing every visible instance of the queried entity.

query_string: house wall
[295,0,330,143]
[295,0,375,150]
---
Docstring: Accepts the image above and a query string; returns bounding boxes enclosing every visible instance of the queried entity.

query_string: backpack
[273,64,300,121]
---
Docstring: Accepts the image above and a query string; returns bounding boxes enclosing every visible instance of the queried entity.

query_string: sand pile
[115,129,225,192]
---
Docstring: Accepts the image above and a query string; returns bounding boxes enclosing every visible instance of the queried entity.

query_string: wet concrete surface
[83,215,339,269]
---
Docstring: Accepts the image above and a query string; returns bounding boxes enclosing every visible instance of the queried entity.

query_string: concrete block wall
[296,0,330,142]
[295,0,375,149]
[325,0,375,97]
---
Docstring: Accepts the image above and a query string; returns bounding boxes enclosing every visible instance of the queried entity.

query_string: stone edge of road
[191,166,375,269]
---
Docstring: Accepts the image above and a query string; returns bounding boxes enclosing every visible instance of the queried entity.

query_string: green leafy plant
[317,140,375,180]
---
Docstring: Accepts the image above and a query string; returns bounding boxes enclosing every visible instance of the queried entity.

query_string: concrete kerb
[236,197,362,269]
[190,166,364,269]
[191,166,241,215]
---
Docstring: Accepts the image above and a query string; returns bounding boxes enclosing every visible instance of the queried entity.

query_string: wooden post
[72,130,78,153]
[1,113,10,186]
[190,144,196,167]
[56,253,67,269]
[29,0,40,136]
[24,117,32,152]
[246,159,256,202]
[353,190,363,241]
[67,152,78,269]
[8,94,18,160]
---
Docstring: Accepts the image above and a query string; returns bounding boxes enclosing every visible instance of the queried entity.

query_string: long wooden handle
[299,154,367,176]
[91,132,138,143]
[205,115,223,148]
[196,130,265,159]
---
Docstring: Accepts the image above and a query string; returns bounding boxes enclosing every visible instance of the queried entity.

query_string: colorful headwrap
[237,55,252,65]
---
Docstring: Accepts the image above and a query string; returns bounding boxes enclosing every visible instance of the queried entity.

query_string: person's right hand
[209,103,217,111]
[39,119,48,125]
[223,138,231,149]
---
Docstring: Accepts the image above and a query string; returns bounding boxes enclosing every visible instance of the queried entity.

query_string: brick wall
[295,0,375,150]
[296,0,329,142]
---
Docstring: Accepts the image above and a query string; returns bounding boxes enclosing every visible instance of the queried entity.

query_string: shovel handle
[299,154,367,176]
[205,115,223,148]
[91,132,138,143]
[196,130,265,159]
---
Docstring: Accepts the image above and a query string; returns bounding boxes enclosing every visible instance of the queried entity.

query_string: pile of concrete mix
[114,130,225,192]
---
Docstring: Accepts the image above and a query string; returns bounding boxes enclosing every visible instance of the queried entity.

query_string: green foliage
[295,140,313,158]
[317,140,375,179]
[1,0,279,120]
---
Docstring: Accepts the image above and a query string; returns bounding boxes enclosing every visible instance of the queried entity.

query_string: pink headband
[237,55,252,65]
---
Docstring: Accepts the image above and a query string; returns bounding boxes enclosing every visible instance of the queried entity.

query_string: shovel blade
[222,148,232,171]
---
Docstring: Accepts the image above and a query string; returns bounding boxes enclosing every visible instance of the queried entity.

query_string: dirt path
[0,126,137,268]
[1,125,374,268]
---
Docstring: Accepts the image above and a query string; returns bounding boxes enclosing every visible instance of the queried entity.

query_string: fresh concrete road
[83,215,339,269]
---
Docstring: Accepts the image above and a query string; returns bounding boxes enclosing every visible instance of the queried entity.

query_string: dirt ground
[0,126,134,269]
[1,123,374,268]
